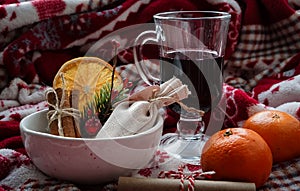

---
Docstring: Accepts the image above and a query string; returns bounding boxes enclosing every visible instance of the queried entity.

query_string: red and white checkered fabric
[225,12,300,91]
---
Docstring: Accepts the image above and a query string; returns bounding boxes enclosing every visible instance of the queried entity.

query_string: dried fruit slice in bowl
[53,57,123,111]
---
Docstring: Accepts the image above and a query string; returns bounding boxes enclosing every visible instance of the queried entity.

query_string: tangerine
[53,57,123,111]
[243,110,300,163]
[201,128,272,188]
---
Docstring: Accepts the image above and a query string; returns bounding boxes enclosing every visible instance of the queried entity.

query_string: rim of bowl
[20,109,164,141]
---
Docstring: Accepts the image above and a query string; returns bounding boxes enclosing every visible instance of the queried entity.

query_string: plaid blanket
[0,0,300,190]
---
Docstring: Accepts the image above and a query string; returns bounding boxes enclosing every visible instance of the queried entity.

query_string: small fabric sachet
[96,76,202,138]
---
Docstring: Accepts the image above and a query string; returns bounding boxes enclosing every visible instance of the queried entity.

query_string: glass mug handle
[133,30,160,85]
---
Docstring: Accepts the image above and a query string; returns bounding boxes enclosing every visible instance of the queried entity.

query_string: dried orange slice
[53,57,123,111]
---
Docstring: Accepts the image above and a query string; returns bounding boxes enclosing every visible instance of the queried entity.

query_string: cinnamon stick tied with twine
[118,177,256,191]
[45,73,81,137]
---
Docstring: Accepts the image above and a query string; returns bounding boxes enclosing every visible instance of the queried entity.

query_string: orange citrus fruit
[201,128,272,188]
[53,57,123,111]
[243,110,300,163]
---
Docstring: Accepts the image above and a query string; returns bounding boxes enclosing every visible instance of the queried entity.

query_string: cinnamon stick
[60,89,76,137]
[47,89,59,135]
[117,177,256,191]
[47,88,77,137]
[71,89,81,138]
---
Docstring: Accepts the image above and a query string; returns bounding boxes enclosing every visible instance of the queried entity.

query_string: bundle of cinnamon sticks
[46,88,81,138]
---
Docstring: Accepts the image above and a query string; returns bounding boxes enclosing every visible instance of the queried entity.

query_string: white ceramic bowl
[20,109,163,184]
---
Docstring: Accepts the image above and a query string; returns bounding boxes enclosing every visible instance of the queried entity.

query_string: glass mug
[133,11,231,161]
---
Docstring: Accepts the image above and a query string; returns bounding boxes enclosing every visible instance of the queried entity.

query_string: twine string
[45,73,81,136]
[149,95,205,117]
[158,164,215,191]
